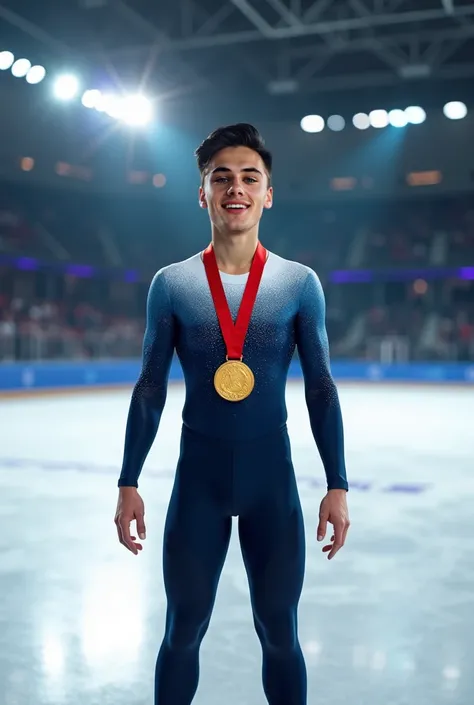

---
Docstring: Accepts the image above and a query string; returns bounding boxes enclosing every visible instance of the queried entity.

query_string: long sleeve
[295,270,348,491]
[118,270,175,487]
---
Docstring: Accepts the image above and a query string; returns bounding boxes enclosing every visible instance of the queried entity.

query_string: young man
[114,123,350,705]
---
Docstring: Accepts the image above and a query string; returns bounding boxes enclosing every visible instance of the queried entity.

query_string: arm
[117,269,175,488]
[295,270,348,492]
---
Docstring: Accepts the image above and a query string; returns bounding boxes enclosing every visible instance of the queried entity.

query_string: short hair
[195,123,272,184]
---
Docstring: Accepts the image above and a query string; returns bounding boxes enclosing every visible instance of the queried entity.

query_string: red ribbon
[203,241,267,360]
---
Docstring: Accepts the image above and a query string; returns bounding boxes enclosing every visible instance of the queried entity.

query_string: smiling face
[198,146,273,236]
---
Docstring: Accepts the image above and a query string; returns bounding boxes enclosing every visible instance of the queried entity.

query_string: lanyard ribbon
[202,241,267,360]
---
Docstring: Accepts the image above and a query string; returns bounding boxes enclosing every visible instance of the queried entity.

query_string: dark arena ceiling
[1,0,474,121]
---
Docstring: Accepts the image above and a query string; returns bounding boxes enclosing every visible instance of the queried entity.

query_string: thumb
[136,512,146,541]
[317,506,329,542]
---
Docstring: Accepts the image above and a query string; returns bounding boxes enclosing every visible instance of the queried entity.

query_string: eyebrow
[210,166,263,176]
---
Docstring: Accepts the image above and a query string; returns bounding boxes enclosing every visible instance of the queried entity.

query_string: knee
[254,608,298,653]
[165,606,211,651]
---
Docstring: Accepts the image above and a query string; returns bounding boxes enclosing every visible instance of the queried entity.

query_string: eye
[245,177,258,183]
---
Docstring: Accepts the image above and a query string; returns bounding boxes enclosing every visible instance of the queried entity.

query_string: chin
[228,225,253,235]
[214,218,255,235]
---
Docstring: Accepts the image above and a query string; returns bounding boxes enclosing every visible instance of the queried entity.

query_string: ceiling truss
[1,0,474,94]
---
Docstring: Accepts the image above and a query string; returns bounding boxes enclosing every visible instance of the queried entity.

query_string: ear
[263,186,273,210]
[198,186,208,209]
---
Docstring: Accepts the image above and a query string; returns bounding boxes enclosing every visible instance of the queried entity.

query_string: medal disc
[214,360,255,402]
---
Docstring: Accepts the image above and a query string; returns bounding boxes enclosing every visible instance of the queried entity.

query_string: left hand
[317,489,350,560]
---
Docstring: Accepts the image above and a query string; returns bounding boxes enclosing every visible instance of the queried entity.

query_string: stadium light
[11,58,31,78]
[300,115,325,133]
[388,109,408,128]
[352,112,370,130]
[81,89,101,109]
[369,109,389,128]
[327,115,345,131]
[53,74,80,100]
[0,51,14,70]
[443,101,467,120]
[26,65,46,85]
[119,95,154,126]
[106,95,126,120]
[405,106,426,124]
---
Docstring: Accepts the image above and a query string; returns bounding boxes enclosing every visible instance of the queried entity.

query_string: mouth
[222,202,250,213]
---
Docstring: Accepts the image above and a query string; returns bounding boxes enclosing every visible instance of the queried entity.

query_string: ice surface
[0,381,473,705]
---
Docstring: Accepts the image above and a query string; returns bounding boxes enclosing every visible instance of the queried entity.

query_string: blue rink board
[0,358,473,391]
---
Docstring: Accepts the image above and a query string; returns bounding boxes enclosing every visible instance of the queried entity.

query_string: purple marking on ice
[0,459,431,493]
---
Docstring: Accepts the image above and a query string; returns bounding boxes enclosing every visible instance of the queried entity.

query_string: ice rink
[0,381,473,705]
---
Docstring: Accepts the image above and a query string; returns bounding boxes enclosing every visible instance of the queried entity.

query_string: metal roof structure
[2,0,474,95]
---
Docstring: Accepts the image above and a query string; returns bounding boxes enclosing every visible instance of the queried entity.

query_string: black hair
[194,123,272,183]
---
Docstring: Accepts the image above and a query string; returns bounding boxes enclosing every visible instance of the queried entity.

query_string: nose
[227,180,245,196]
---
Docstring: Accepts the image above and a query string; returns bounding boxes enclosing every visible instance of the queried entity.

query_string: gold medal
[203,241,267,402]
[214,359,255,402]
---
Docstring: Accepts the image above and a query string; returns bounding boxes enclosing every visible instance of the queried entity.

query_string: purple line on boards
[16,257,38,271]
[458,267,474,280]
[0,458,432,493]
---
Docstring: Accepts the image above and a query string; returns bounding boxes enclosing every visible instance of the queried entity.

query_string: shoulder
[147,252,203,311]
[153,252,203,283]
[150,252,203,291]
[266,250,323,292]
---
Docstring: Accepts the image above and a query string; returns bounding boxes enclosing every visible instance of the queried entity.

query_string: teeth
[225,204,247,209]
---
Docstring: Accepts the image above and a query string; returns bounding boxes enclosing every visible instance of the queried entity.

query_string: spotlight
[103,95,125,120]
[388,109,407,128]
[53,74,79,101]
[93,93,125,119]
[369,110,389,128]
[11,58,31,78]
[352,112,370,130]
[443,101,467,120]
[94,93,109,112]
[26,65,46,84]
[300,115,325,133]
[327,115,345,131]
[81,89,101,109]
[0,51,14,70]
[405,106,426,124]
[119,95,154,126]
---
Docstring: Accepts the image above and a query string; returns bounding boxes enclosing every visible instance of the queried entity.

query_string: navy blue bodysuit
[118,247,348,705]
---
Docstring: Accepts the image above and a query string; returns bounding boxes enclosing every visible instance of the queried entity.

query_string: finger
[135,514,146,541]
[130,536,144,551]
[328,522,345,560]
[317,513,328,542]
[115,514,127,546]
[322,535,335,553]
[116,520,124,546]
[327,542,342,560]
[342,521,350,545]
[119,519,138,555]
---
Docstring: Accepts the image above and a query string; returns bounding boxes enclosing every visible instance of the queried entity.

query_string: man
[114,123,350,705]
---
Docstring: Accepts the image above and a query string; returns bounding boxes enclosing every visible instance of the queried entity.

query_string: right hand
[114,487,146,555]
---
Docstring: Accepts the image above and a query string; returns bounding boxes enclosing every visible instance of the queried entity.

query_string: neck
[211,228,259,274]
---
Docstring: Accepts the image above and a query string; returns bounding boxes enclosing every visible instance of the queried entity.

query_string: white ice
[0,381,473,705]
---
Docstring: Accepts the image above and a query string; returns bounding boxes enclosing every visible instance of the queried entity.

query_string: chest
[172,279,299,355]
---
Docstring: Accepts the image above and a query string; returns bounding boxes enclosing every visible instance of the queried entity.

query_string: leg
[238,442,307,704]
[155,437,232,705]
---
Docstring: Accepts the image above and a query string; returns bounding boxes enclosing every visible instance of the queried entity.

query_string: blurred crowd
[0,293,144,361]
[1,183,474,272]
[1,183,474,363]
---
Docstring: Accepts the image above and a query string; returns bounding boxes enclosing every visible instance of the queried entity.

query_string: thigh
[162,431,232,608]
[239,499,305,613]
[238,432,306,610]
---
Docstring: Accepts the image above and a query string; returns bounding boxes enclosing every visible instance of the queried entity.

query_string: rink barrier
[0,358,473,392]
